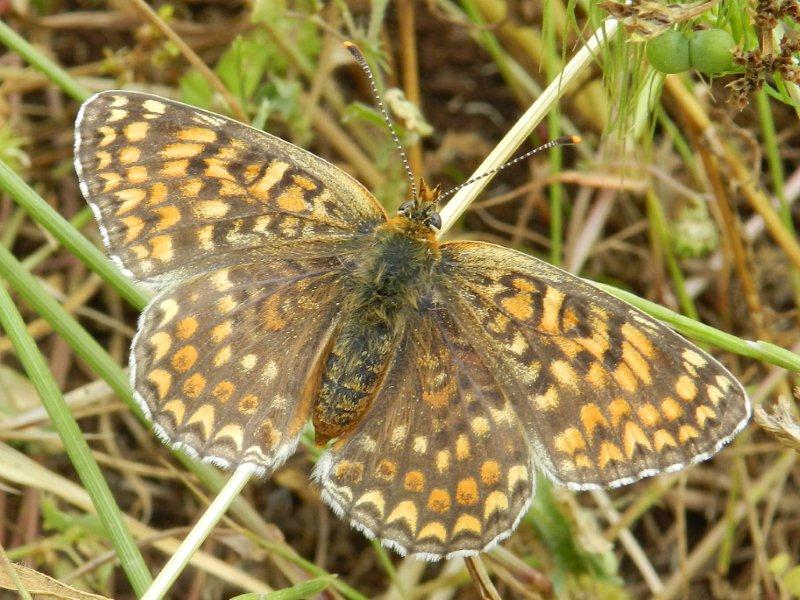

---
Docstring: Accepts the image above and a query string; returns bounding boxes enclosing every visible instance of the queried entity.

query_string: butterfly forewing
[315,308,535,559]
[438,241,751,489]
[74,91,386,285]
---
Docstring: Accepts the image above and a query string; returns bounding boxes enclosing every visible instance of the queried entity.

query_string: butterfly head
[397,179,442,231]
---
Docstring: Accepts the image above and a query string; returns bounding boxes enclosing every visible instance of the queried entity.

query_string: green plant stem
[0,159,150,310]
[0,284,151,595]
[0,20,89,102]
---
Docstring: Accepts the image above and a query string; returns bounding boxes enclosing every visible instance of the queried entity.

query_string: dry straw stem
[436,18,619,234]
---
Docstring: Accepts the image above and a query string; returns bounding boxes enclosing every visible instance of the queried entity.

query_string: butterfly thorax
[312,214,441,445]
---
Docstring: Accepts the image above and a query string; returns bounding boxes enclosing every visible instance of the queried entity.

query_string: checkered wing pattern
[315,308,535,560]
[74,90,386,285]
[133,256,348,473]
[437,241,751,489]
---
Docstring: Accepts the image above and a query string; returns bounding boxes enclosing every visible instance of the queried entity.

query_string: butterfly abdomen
[312,218,440,444]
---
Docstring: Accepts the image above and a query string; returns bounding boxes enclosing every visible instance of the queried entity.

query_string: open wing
[436,241,751,489]
[75,90,386,285]
[132,256,348,473]
[315,308,535,560]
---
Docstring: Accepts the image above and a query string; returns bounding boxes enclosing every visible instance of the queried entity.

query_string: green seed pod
[646,30,691,74]
[689,29,735,74]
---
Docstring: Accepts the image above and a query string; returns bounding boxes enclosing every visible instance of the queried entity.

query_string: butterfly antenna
[438,135,582,202]
[344,41,417,200]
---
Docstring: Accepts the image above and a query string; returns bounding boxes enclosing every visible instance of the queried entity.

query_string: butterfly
[74,90,750,560]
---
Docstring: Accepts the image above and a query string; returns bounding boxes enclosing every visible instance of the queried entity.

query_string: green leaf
[783,566,800,596]
[230,576,335,600]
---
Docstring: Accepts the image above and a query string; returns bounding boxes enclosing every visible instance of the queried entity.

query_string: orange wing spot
[197,225,214,250]
[123,121,148,142]
[100,172,121,192]
[334,460,364,484]
[187,404,215,440]
[581,403,609,438]
[194,200,230,219]
[210,320,233,343]
[116,188,146,214]
[204,157,233,180]
[676,375,698,402]
[146,369,172,399]
[149,182,168,205]
[501,294,533,321]
[555,338,582,358]
[96,151,112,169]
[261,294,286,330]
[622,341,652,384]
[455,435,471,460]
[417,521,447,542]
[623,422,653,457]
[561,306,580,331]
[422,378,456,408]
[678,424,700,443]
[436,450,450,473]
[404,470,425,492]
[574,454,593,468]
[119,146,140,164]
[154,206,181,231]
[250,161,290,201]
[126,166,148,183]
[695,405,717,428]
[621,322,655,358]
[217,295,237,314]
[586,361,608,386]
[121,216,144,243]
[612,363,638,392]
[480,460,501,485]
[149,331,172,361]
[149,235,173,262]
[212,381,235,404]
[219,180,245,197]
[427,488,451,513]
[259,419,282,450]
[638,403,661,427]
[161,399,185,425]
[161,142,204,160]
[484,491,509,519]
[171,345,198,372]
[456,478,479,505]
[213,346,232,366]
[375,460,398,481]
[276,185,307,212]
[653,429,677,452]
[176,316,198,339]
[130,245,149,259]
[539,286,565,334]
[98,126,116,146]
[661,397,683,421]
[512,277,536,293]
[453,514,482,536]
[598,441,624,468]
[181,179,203,198]
[387,501,418,534]
[706,385,723,406]
[179,127,217,143]
[293,175,317,190]
[532,386,559,410]
[609,398,632,428]
[554,427,587,455]
[550,360,579,390]
[162,159,189,177]
[238,394,258,414]
[183,373,206,398]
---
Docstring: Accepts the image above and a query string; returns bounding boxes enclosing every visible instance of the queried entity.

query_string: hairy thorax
[312,216,441,443]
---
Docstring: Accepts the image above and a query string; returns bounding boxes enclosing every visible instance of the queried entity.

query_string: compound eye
[398,201,414,215]
[428,212,442,229]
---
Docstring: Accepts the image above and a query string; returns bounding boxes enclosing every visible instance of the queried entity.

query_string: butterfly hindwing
[437,241,751,489]
[74,90,386,284]
[132,256,348,473]
[315,308,535,559]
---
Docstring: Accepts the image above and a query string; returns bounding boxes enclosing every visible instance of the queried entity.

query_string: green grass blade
[0,284,152,595]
